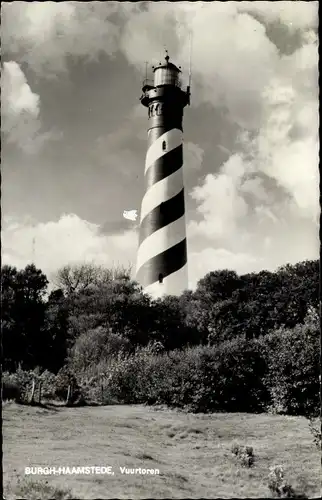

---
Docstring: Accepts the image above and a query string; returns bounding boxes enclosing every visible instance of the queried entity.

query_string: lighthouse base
[143,264,188,299]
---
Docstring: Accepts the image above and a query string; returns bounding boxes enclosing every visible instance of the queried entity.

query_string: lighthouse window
[158,273,164,284]
[162,140,166,151]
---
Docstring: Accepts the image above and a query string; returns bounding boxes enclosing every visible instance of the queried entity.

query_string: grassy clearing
[3,402,320,499]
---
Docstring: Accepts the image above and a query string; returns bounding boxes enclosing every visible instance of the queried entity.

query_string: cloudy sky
[1,1,319,289]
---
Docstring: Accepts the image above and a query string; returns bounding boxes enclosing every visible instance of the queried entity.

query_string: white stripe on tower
[140,168,185,222]
[136,126,188,296]
[136,215,186,270]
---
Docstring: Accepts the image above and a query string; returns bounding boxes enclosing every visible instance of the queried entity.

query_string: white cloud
[1,61,42,153]
[188,247,265,290]
[120,6,180,69]
[119,1,318,131]
[118,2,279,127]
[1,61,60,153]
[246,41,319,221]
[237,1,318,31]
[2,2,317,132]
[189,154,250,240]
[187,37,318,274]
[1,214,138,280]
[2,2,122,77]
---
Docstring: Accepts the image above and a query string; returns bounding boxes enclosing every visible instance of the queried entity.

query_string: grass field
[3,402,321,499]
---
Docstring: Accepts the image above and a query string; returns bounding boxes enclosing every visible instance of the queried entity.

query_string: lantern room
[153,52,181,88]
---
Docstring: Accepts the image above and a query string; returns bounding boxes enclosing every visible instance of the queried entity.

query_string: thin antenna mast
[187,30,193,105]
[144,61,148,82]
[32,236,35,263]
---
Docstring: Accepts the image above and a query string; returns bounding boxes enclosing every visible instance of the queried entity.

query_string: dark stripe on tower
[136,238,187,288]
[139,189,185,245]
[145,144,183,189]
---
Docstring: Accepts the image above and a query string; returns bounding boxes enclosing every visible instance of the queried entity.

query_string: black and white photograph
[1,1,320,498]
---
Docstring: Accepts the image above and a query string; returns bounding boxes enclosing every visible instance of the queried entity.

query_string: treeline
[1,260,320,417]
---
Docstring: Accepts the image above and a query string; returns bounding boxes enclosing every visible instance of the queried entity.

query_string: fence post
[38,381,42,404]
[30,379,35,404]
[66,384,71,405]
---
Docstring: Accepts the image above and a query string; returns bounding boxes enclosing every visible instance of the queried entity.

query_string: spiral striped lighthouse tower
[136,52,190,298]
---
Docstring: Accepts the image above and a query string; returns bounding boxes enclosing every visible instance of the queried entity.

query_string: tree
[237,261,319,338]
[1,264,49,371]
[53,262,132,296]
[43,288,70,373]
[53,263,102,296]
[150,295,201,350]
[257,306,320,416]
[181,260,319,342]
[195,270,243,304]
[68,326,132,372]
[64,276,153,348]
[183,271,245,343]
[179,290,210,343]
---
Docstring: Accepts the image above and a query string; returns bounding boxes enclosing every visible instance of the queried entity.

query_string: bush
[61,306,318,414]
[2,368,63,403]
[104,346,203,407]
[2,368,36,402]
[190,337,269,413]
[144,347,203,408]
[104,338,269,413]
[231,443,255,467]
[267,465,308,498]
[39,370,58,400]
[68,326,132,373]
[54,366,83,403]
[258,310,320,416]
[2,377,21,402]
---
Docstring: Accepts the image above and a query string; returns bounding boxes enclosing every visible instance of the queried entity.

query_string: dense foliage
[257,307,320,416]
[1,260,319,418]
[103,338,269,413]
[102,310,319,416]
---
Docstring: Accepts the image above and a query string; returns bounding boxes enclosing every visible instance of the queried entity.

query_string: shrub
[231,442,240,456]
[190,338,269,413]
[2,377,21,402]
[145,347,203,408]
[2,368,36,402]
[65,307,318,414]
[68,326,132,373]
[39,370,58,400]
[2,368,62,403]
[258,310,320,416]
[231,443,255,467]
[268,465,291,498]
[267,465,308,498]
[104,338,268,413]
[54,366,83,403]
[104,346,203,407]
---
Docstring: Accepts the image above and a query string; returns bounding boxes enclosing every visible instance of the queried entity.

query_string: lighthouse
[136,52,190,298]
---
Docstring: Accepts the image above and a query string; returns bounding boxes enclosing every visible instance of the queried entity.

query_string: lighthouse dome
[153,52,181,88]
